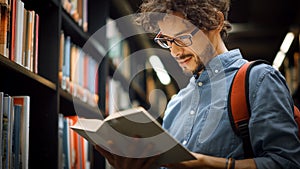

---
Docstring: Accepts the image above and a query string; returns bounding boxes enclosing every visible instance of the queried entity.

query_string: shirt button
[215,69,219,73]
[182,140,187,145]
[198,82,203,86]
[190,110,195,115]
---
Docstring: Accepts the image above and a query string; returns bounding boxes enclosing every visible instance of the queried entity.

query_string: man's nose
[170,43,183,58]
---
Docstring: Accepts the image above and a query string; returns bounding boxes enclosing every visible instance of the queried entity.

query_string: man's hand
[94,139,159,169]
[162,152,208,169]
[163,152,257,169]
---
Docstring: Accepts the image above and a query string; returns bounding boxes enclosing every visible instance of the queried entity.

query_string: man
[96,0,300,168]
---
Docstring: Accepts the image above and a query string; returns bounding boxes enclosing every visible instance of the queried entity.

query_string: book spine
[0,92,4,169]
[13,96,30,169]
[24,10,34,70]
[62,36,71,91]
[21,9,30,68]
[59,31,65,87]
[9,0,16,61]
[33,13,39,74]
[3,94,13,169]
[58,114,64,169]
[0,5,8,57]
[12,104,21,169]
[13,0,24,65]
[63,117,71,169]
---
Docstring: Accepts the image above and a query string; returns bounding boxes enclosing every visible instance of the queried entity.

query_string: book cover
[70,107,196,167]
[12,96,30,169]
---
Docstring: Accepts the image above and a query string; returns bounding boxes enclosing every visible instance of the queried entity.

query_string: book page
[70,107,196,166]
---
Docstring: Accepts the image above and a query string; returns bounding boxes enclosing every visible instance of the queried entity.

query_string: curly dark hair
[135,0,232,40]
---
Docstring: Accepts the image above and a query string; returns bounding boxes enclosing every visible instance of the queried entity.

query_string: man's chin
[182,68,193,76]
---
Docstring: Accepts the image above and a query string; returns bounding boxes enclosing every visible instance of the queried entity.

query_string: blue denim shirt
[162,49,300,168]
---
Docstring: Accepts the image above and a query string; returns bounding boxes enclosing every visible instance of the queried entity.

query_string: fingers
[122,139,158,169]
[142,155,160,169]
[94,138,159,169]
[94,145,116,166]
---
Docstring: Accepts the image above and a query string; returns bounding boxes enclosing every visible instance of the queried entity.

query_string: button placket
[183,85,200,144]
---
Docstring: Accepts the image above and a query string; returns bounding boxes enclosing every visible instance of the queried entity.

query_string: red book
[83,55,89,89]
[66,116,79,169]
[79,137,86,169]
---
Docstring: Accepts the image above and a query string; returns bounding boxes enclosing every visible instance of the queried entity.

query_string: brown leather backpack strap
[228,60,268,158]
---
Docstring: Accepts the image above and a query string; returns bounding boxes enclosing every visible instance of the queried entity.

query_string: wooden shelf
[0,55,56,92]
[0,0,115,168]
[59,88,104,119]
[61,8,90,47]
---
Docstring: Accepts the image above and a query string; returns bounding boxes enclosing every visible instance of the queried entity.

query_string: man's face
[157,13,216,75]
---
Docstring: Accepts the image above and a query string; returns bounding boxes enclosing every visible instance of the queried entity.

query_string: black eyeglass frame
[154,27,199,49]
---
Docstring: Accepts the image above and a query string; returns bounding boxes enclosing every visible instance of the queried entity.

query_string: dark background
[109,0,300,61]
[108,0,300,90]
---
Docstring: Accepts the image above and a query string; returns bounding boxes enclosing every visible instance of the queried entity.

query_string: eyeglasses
[154,27,199,49]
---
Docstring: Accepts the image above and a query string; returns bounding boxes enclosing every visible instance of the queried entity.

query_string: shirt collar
[193,49,243,82]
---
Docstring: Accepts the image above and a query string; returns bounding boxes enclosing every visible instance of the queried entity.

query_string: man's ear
[216,11,225,32]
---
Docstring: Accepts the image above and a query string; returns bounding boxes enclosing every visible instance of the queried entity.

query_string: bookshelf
[0,0,110,168]
[1,0,171,168]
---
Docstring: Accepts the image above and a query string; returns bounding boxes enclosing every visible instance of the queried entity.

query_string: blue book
[62,118,70,169]
[3,95,13,169]
[13,96,30,169]
[12,104,21,169]
[62,36,71,91]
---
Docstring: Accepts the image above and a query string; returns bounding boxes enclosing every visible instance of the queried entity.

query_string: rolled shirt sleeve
[249,64,300,169]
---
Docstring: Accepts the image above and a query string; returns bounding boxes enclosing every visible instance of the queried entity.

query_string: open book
[70,106,196,167]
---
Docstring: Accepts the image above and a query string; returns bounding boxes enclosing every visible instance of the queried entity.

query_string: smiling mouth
[178,56,192,64]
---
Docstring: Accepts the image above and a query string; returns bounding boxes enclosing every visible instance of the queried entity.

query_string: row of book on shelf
[0,91,92,169]
[62,0,88,32]
[0,92,30,169]
[59,31,99,107]
[0,0,39,73]
[58,114,92,169]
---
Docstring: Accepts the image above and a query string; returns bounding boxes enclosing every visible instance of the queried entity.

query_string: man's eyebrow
[159,28,191,38]
[173,29,192,36]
